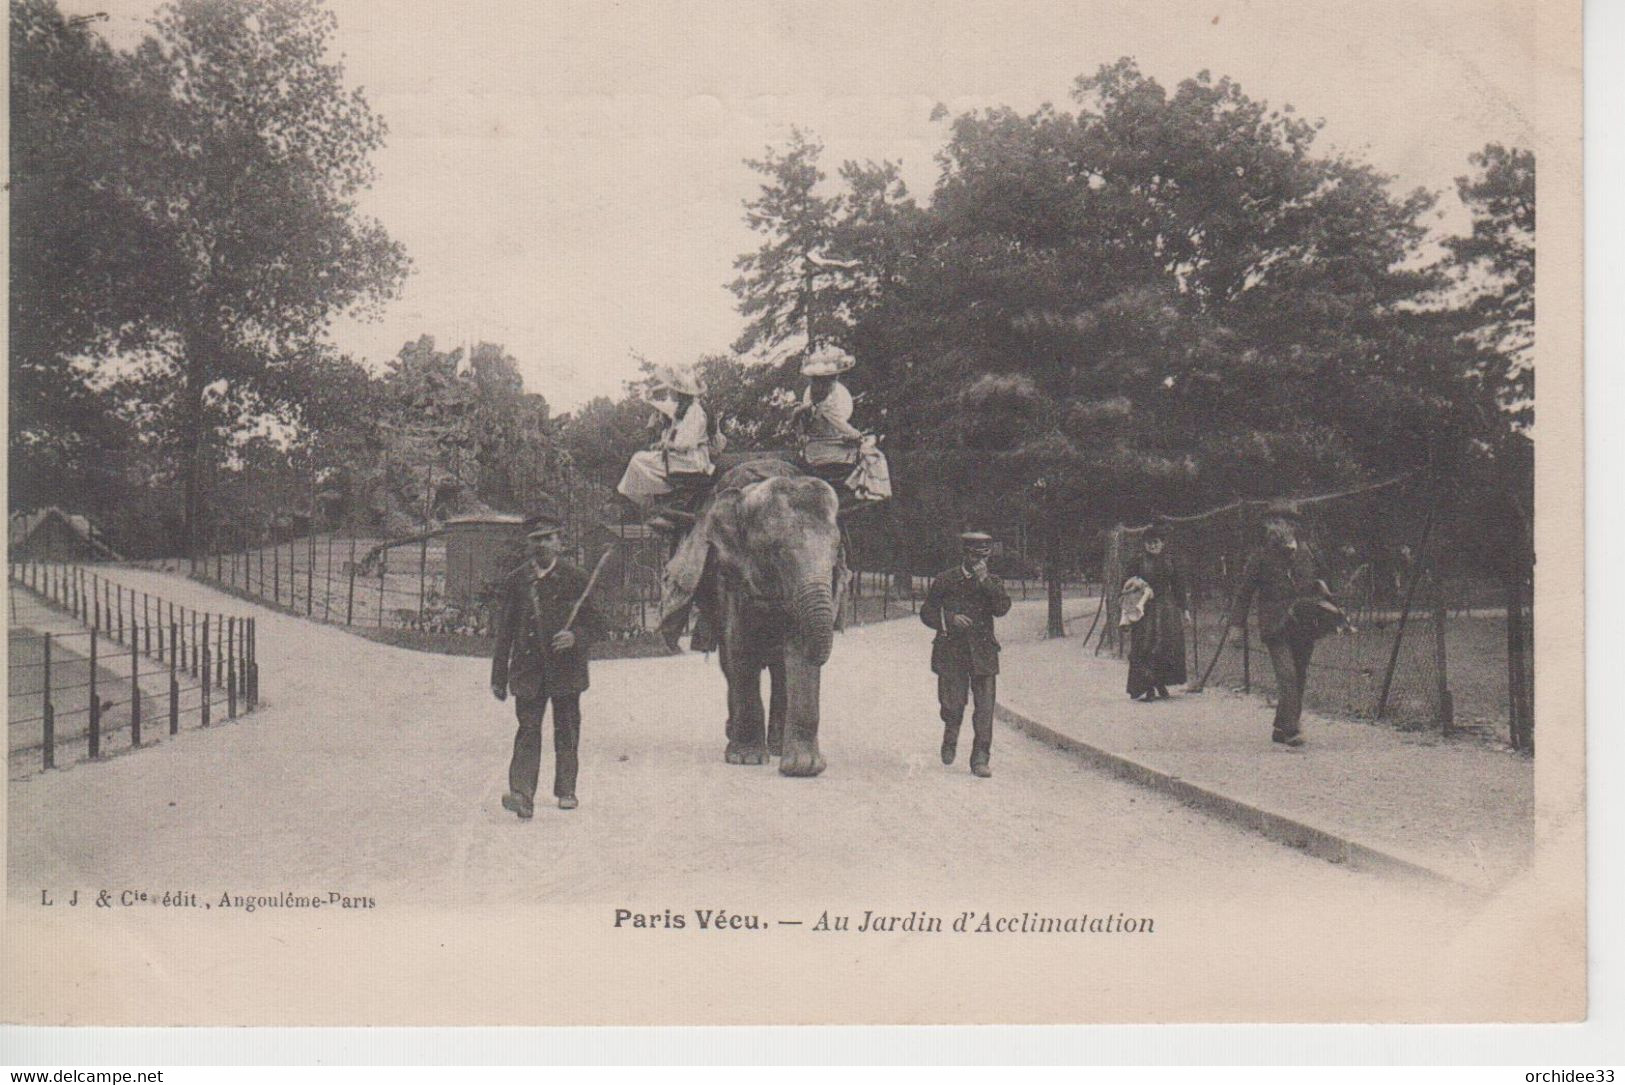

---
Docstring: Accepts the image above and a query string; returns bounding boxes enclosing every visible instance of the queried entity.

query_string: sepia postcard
[3,0,1584,1026]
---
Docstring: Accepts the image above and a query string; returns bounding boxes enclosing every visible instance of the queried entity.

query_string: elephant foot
[778,739,826,777]
[766,726,785,758]
[725,741,768,766]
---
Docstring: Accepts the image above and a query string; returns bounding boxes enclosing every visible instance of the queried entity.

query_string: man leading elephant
[491,501,605,818]
[921,531,1012,778]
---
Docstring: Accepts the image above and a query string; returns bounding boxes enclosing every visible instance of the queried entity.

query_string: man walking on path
[491,501,605,818]
[1228,506,1337,748]
[921,530,1012,777]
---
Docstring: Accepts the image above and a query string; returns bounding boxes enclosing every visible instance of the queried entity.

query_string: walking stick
[1188,622,1233,694]
[1081,589,1106,649]
[563,545,618,633]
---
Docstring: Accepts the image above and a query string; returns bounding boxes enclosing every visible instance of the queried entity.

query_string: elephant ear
[696,486,749,572]
[831,532,851,617]
[660,488,742,608]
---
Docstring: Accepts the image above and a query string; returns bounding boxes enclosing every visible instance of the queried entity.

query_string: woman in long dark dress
[1123,526,1190,700]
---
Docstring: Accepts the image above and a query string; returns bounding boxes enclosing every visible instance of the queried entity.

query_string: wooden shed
[9,507,122,562]
[442,513,525,607]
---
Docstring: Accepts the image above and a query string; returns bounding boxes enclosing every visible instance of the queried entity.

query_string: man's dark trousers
[1265,630,1315,737]
[939,673,996,765]
[509,694,582,802]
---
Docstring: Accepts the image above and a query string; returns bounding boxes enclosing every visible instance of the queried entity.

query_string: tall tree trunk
[179,355,209,567]
[1045,517,1065,638]
[1505,571,1528,751]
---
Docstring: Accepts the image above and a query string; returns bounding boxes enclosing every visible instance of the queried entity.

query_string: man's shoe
[970,760,992,778]
[501,791,534,820]
[940,736,958,765]
[558,795,579,810]
[1271,731,1306,748]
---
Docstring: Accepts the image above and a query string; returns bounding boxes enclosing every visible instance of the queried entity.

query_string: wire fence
[1091,479,1535,750]
[7,560,261,777]
[190,528,675,640]
[188,522,1093,643]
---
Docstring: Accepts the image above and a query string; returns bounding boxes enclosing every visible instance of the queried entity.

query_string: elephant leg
[717,622,735,745]
[779,652,826,777]
[725,657,768,766]
[766,659,787,757]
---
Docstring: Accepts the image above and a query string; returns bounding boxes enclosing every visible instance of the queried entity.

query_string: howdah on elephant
[662,460,846,776]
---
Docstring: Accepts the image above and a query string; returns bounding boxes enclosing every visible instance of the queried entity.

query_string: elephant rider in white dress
[791,345,892,505]
[616,364,723,530]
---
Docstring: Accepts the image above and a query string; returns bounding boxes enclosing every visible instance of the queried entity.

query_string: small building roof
[8,506,122,559]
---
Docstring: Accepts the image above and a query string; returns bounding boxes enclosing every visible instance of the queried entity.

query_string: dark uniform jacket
[920,565,1013,677]
[491,560,605,701]
[1228,544,1330,642]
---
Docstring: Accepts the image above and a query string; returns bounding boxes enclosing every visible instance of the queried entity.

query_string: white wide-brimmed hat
[651,364,705,397]
[799,344,856,378]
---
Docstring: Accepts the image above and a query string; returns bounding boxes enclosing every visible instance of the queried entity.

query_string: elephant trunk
[791,580,836,666]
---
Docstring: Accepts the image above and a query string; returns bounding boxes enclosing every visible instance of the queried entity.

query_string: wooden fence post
[227,616,238,720]
[201,614,211,727]
[88,627,101,759]
[1378,567,1427,721]
[1432,575,1454,733]
[169,621,180,735]
[346,536,358,625]
[130,629,142,747]
[307,529,315,616]
[1507,574,1531,751]
[378,549,386,627]
[1241,625,1251,693]
[42,633,55,771]
[418,537,429,627]
[250,618,259,709]
[1376,503,1439,720]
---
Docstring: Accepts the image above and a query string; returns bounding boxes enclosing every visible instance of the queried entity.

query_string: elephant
[663,459,847,776]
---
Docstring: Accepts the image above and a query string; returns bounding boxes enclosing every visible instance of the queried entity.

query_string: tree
[850,62,1459,499]
[728,62,1476,630]
[1439,144,1535,680]
[557,394,656,493]
[1445,143,1534,428]
[729,128,848,356]
[465,342,559,512]
[8,0,171,512]
[114,0,410,554]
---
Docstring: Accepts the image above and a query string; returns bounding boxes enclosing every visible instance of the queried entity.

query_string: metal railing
[8,560,260,774]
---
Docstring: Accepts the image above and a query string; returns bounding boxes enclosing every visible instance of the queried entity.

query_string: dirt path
[10,567,1555,1025]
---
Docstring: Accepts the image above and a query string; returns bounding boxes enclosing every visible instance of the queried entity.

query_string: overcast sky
[74,0,1536,411]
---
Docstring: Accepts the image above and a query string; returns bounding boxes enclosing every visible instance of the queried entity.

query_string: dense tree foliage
[12,9,1534,581]
[10,0,409,553]
[1445,143,1534,428]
